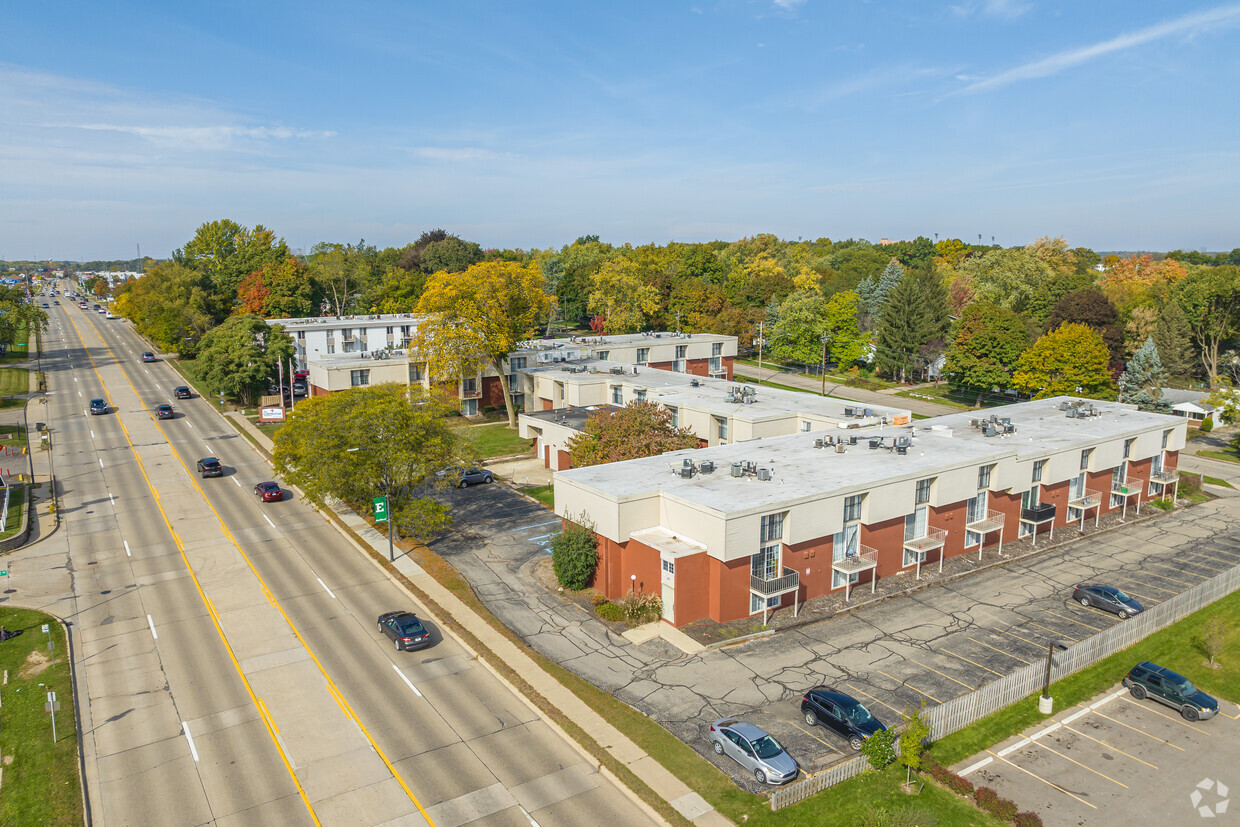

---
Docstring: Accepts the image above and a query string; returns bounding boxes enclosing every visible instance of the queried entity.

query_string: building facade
[553,398,1185,628]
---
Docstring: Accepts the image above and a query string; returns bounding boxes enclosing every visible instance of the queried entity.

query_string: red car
[254,481,283,502]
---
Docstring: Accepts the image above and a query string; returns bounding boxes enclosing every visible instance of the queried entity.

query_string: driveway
[431,482,1240,793]
[955,684,1240,825]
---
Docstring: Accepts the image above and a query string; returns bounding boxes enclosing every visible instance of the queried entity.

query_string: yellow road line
[1028,737,1128,787]
[996,627,1046,650]
[66,315,322,826]
[791,721,841,753]
[967,637,1032,665]
[1130,702,1211,735]
[1025,621,1080,642]
[1042,609,1105,631]
[77,316,436,825]
[1061,724,1157,769]
[1136,563,1196,587]
[1088,710,1186,750]
[913,660,976,690]
[1119,577,1176,595]
[876,669,942,704]
[985,749,1095,809]
[941,648,1005,677]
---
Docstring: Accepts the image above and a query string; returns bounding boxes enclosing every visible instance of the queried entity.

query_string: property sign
[373,497,389,522]
[258,406,286,423]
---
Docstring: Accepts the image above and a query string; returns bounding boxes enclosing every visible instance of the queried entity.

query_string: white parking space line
[147,615,158,640]
[232,477,241,487]
[263,514,275,528]
[317,577,336,599]
[960,756,992,775]
[515,519,562,532]
[1089,709,1187,750]
[392,663,423,697]
[124,540,131,557]
[1061,723,1158,769]
[986,749,1097,809]
[182,722,200,762]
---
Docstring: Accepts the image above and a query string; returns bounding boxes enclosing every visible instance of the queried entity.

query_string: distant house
[1160,389,1216,424]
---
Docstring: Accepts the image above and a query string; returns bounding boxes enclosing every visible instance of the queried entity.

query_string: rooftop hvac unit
[682,458,693,469]
[896,446,908,455]
[612,367,625,375]
[757,467,771,481]
[849,436,858,445]
[700,460,715,474]
[689,379,700,387]
[731,462,744,478]
[835,443,847,453]
[814,438,825,449]
[679,466,693,478]
[1065,408,1078,418]
[844,406,855,417]
[895,436,911,448]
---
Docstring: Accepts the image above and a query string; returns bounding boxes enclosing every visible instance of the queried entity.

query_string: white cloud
[952,3,1240,95]
[950,0,1032,20]
[773,0,808,9]
[405,146,518,162]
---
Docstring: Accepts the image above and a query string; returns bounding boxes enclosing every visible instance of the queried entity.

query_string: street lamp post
[348,448,394,562]
[820,331,832,396]
[1040,641,1070,713]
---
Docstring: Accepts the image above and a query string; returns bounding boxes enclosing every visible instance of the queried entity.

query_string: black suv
[1123,661,1218,721]
[196,457,223,478]
[155,403,174,420]
[174,386,192,399]
[800,686,887,750]
[89,398,108,415]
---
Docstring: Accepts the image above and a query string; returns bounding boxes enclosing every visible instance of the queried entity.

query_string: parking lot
[955,684,1240,825]
[429,480,1240,794]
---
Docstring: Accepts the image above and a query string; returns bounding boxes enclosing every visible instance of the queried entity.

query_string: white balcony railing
[966,509,1005,535]
[1111,476,1141,497]
[1068,488,1102,510]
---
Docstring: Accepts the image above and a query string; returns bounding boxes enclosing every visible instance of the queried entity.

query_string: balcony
[832,545,877,600]
[966,509,1005,535]
[750,567,800,597]
[903,526,946,556]
[1068,488,1102,510]
[1111,476,1141,497]
[1020,503,1056,524]
[461,388,482,400]
[1150,468,1179,485]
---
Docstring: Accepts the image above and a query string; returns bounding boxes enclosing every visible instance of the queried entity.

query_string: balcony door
[752,544,780,581]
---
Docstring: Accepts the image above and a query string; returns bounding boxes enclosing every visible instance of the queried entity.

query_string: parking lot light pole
[1040,641,1071,713]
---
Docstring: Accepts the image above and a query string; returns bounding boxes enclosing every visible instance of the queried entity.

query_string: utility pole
[754,322,765,385]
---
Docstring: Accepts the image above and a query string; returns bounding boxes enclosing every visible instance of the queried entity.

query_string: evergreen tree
[874,266,949,382]
[855,260,903,329]
[1118,337,1171,413]
[1152,301,1195,380]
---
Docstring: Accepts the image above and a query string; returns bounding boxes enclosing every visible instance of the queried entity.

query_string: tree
[550,514,600,590]
[414,261,552,428]
[177,219,290,306]
[1118,338,1171,413]
[957,248,1053,314]
[309,241,376,317]
[0,286,47,350]
[1175,265,1240,386]
[769,290,829,365]
[193,314,295,405]
[1200,616,1225,667]
[1046,289,1124,366]
[272,383,462,542]
[420,237,483,273]
[587,257,659,334]
[944,303,1030,393]
[874,267,949,381]
[1101,254,1187,312]
[856,260,903,329]
[822,291,868,367]
[112,261,215,353]
[897,703,932,786]
[1152,301,1196,379]
[235,256,322,319]
[566,401,698,468]
[1012,323,1115,400]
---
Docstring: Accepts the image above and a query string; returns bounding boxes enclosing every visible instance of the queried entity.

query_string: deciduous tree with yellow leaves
[414,261,553,428]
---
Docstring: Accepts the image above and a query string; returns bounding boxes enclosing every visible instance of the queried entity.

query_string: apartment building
[518,362,911,470]
[268,313,423,365]
[553,397,1185,627]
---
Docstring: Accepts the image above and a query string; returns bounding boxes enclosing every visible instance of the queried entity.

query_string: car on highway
[174,385,192,399]
[1123,661,1218,721]
[254,481,283,502]
[453,467,494,488]
[155,403,174,419]
[53,300,59,305]
[141,352,156,362]
[197,457,223,478]
[105,311,116,319]
[41,302,48,308]
[800,686,887,750]
[89,398,108,415]
[707,719,798,785]
[377,611,431,651]
[1072,584,1143,619]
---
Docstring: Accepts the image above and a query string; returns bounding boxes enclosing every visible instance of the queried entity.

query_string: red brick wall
[556,449,571,470]
[592,533,660,604]
[1128,457,1151,500]
[540,397,553,411]
[673,553,710,626]
[1165,449,1179,472]
[989,489,1021,550]
[1041,479,1069,530]
[686,358,709,377]
[786,537,833,602]
[864,515,907,575]
[932,500,968,561]
[310,384,328,397]
[1088,470,1114,514]
[712,556,753,623]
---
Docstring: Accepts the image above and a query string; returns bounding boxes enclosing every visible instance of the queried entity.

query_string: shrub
[550,514,598,590]
[1201,416,1214,432]
[1014,811,1043,827]
[857,808,938,827]
[860,726,896,770]
[590,592,609,606]
[1148,497,1174,511]
[621,591,663,625]
[926,758,974,796]
[596,602,625,622]
[974,786,998,809]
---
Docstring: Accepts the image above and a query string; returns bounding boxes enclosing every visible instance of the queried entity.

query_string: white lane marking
[519,807,541,827]
[204,442,212,452]
[77,390,81,397]
[98,458,104,469]
[1031,722,1061,740]
[263,514,275,528]
[186,422,193,429]
[155,383,161,390]
[997,737,1030,757]
[147,615,158,640]
[232,477,241,487]
[960,756,993,776]
[90,430,95,439]
[73,377,77,383]
[391,663,423,697]
[83,409,87,417]
[109,493,115,506]
[514,519,561,532]
[182,722,200,762]
[123,540,131,557]
[317,577,336,599]
[1062,709,1090,725]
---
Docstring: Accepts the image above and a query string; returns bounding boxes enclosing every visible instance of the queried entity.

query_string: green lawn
[1197,449,1240,464]
[0,607,83,827]
[1203,475,1235,488]
[523,484,555,507]
[0,485,26,538]
[932,586,1240,767]
[248,417,284,442]
[895,385,972,409]
[733,375,819,395]
[0,367,29,395]
[461,422,534,458]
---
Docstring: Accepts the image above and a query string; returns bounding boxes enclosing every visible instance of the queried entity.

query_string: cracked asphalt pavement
[432,483,1240,793]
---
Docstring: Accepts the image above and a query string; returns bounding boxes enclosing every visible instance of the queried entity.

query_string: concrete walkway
[223,412,726,826]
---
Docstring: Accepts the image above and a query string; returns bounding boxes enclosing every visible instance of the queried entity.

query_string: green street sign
[373,497,389,522]
[0,570,7,577]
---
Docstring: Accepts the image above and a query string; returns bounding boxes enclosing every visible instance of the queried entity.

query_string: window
[674,359,687,373]
[662,558,675,575]
[676,345,687,359]
[635,389,647,403]
[977,465,992,489]
[1069,472,1085,500]
[1111,461,1128,507]
[462,377,477,393]
[350,369,370,387]
[611,385,623,404]
[915,478,933,505]
[326,343,335,354]
[800,421,811,432]
[716,416,729,440]
[843,494,863,523]
[409,363,425,383]
[461,398,478,416]
[1162,429,1171,449]
[510,393,524,409]
[751,592,781,613]
[751,544,780,581]
[596,350,609,361]
[510,356,527,371]
[760,512,785,543]
[1032,460,1045,483]
[832,524,861,589]
[296,330,305,340]
[342,340,356,353]
[1019,488,1039,537]
[712,342,723,356]
[1124,438,1134,459]
[965,491,988,546]
[709,356,722,373]
[667,406,679,427]
[1080,448,1093,470]
[636,348,650,364]
[400,325,411,336]
[386,326,394,335]
[904,506,928,541]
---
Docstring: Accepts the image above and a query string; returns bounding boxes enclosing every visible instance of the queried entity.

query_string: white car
[105,311,116,319]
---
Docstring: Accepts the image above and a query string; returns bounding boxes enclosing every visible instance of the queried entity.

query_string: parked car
[292,381,307,397]
[174,385,192,399]
[1072,584,1143,619]
[89,398,108,415]
[141,352,156,363]
[800,686,887,750]
[707,719,799,785]
[454,468,494,488]
[1123,661,1218,721]
[197,457,223,478]
[254,481,283,502]
[377,611,431,651]
[155,403,174,420]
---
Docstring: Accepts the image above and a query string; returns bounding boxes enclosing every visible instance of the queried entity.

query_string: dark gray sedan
[378,611,431,651]
[707,719,798,785]
[456,468,494,488]
[1072,584,1143,619]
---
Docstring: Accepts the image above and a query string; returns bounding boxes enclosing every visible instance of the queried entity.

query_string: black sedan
[89,398,108,415]
[1072,584,1143,619]
[801,686,887,750]
[378,611,431,651]
[197,457,223,478]
[174,385,192,399]
[155,403,174,419]
[254,481,283,502]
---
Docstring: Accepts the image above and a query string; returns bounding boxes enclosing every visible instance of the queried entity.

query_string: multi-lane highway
[29,290,655,826]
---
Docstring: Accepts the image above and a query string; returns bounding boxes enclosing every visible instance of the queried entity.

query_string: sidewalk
[732,366,958,418]
[224,412,725,826]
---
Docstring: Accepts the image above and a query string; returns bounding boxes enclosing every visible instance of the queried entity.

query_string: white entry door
[660,557,675,623]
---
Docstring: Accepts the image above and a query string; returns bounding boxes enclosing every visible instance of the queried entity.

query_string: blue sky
[3,1,1238,259]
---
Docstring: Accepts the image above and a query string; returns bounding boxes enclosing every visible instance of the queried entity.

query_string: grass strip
[0,367,30,396]
[459,421,534,458]
[0,607,83,827]
[1196,449,1240,464]
[1203,475,1235,488]
[0,485,26,538]
[733,375,821,396]
[932,586,1240,767]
